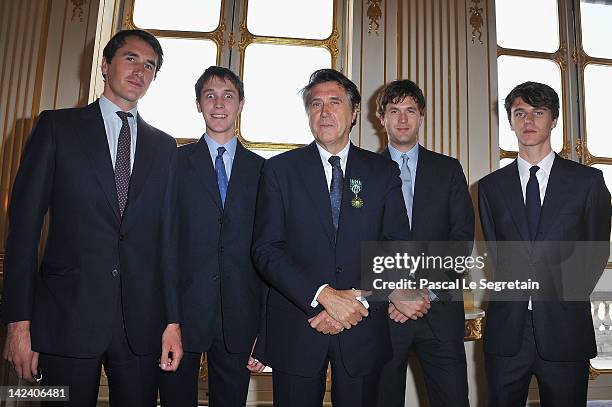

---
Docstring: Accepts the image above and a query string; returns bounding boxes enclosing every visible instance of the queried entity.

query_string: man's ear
[196,100,202,113]
[101,58,109,79]
[238,99,245,114]
[551,117,558,130]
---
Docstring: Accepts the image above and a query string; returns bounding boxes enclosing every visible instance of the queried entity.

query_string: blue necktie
[329,156,343,232]
[526,165,541,240]
[400,153,413,226]
[215,147,228,206]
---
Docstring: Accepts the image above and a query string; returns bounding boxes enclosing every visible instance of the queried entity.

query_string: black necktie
[526,165,541,240]
[115,111,133,216]
[329,156,343,232]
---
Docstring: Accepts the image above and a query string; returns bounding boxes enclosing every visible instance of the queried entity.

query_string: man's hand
[3,321,39,382]
[308,310,344,335]
[160,323,183,372]
[388,289,431,321]
[316,287,369,329]
[388,303,410,323]
[246,338,266,373]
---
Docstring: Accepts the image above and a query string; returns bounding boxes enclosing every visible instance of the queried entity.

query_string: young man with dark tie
[375,79,473,407]
[2,29,182,406]
[159,66,266,407]
[479,81,611,406]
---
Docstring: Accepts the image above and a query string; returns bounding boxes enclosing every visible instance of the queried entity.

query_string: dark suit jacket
[252,142,411,377]
[175,137,266,354]
[478,155,611,361]
[2,101,179,358]
[383,145,474,340]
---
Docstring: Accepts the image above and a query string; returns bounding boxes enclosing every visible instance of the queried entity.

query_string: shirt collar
[203,133,238,160]
[517,149,555,179]
[388,143,419,168]
[99,95,138,121]
[316,139,351,166]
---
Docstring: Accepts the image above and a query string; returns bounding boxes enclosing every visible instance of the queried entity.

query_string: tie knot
[530,165,539,176]
[116,111,133,122]
[329,155,341,168]
[401,153,409,165]
[217,146,226,157]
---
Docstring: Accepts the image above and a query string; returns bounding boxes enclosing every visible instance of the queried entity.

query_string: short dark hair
[102,29,163,78]
[195,66,244,102]
[376,79,426,118]
[504,81,559,122]
[301,69,361,111]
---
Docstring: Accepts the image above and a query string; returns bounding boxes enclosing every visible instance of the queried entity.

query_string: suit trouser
[37,298,159,407]
[377,315,469,407]
[272,335,381,407]
[485,311,588,407]
[159,312,251,407]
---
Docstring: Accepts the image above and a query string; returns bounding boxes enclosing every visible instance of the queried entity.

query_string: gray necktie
[400,153,413,226]
[329,155,343,233]
[115,111,132,216]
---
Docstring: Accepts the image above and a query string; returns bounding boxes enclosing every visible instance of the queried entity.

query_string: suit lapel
[299,142,336,246]
[411,146,435,235]
[537,155,570,240]
[498,161,531,242]
[126,115,160,212]
[224,142,255,214]
[78,101,121,221]
[188,137,222,211]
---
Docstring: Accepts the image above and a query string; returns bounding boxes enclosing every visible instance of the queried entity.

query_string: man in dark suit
[375,79,474,407]
[479,81,611,406]
[159,66,266,407]
[251,69,411,407]
[2,30,182,406]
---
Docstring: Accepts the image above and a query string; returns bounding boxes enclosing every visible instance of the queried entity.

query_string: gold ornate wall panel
[0,0,100,260]
[353,0,491,184]
[0,0,50,254]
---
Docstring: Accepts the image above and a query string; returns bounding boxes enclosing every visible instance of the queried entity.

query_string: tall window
[495,0,566,167]
[495,0,612,189]
[124,0,343,153]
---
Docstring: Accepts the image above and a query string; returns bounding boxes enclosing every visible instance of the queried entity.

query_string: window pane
[495,0,559,52]
[584,64,612,157]
[133,0,221,32]
[497,55,563,153]
[581,1,612,59]
[138,39,217,138]
[247,0,333,39]
[241,43,331,145]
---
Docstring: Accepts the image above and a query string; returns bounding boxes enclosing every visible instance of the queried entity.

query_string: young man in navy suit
[159,66,266,407]
[479,82,611,406]
[252,69,411,407]
[376,79,473,407]
[2,29,182,406]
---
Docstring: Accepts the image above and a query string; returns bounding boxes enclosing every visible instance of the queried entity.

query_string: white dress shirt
[98,95,138,171]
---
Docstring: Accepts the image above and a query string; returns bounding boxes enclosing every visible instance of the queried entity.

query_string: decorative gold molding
[499,148,518,161]
[366,0,382,35]
[469,0,484,44]
[552,41,568,72]
[70,0,87,22]
[464,317,483,341]
[228,32,236,49]
[210,20,226,48]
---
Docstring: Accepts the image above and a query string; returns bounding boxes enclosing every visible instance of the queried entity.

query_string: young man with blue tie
[376,79,474,407]
[159,66,266,407]
[479,82,611,406]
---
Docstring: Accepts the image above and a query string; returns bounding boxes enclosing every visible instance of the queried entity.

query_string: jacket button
[336,267,342,273]
[112,269,119,277]
[219,246,224,253]
[218,217,223,224]
[212,275,219,281]
[119,234,125,241]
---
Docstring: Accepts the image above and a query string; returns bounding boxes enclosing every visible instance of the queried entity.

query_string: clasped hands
[387,289,431,323]
[308,286,369,335]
